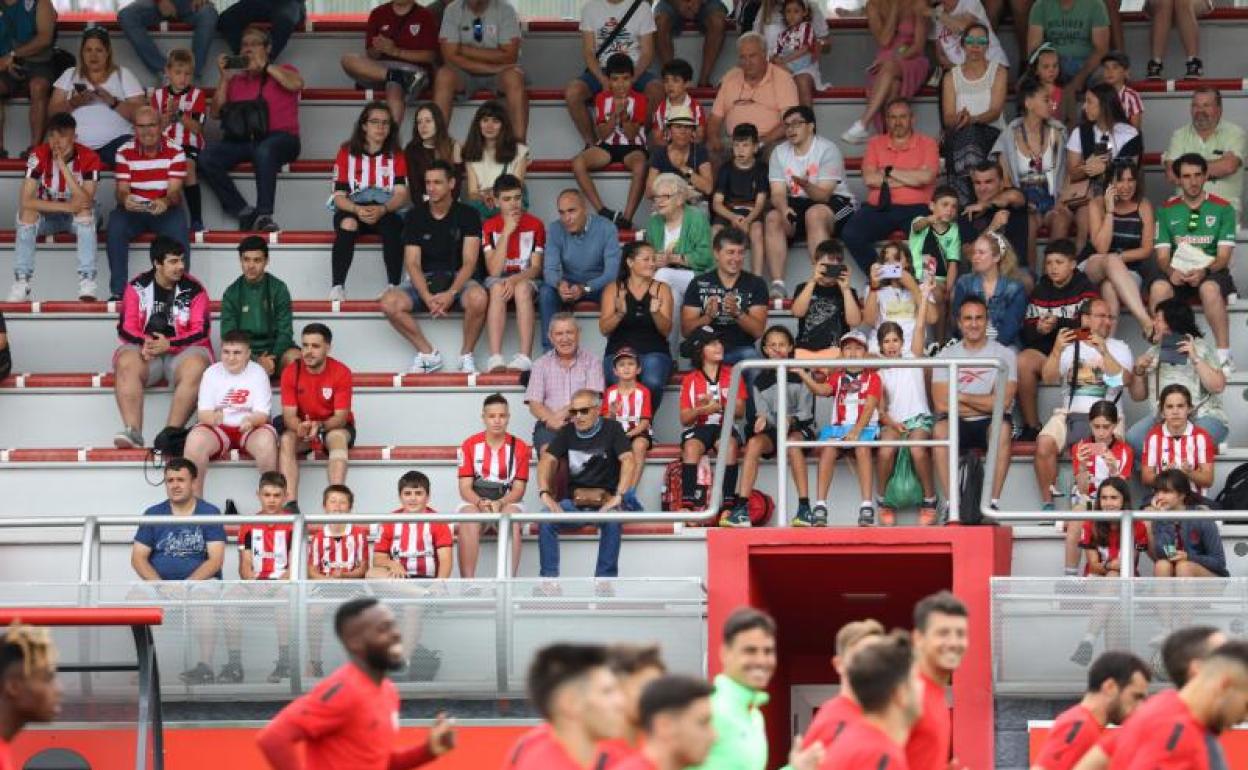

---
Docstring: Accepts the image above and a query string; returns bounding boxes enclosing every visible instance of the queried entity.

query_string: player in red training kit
[598,644,667,767]
[802,619,886,751]
[907,591,968,770]
[256,598,456,770]
[820,631,923,770]
[613,675,716,770]
[503,643,627,770]
[0,624,61,770]
[1031,651,1151,770]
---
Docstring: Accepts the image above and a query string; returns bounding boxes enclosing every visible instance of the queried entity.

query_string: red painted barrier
[0,608,163,626]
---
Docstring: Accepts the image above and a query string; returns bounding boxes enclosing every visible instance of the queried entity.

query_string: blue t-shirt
[133,500,226,580]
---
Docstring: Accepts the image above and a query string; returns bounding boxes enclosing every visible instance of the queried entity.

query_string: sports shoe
[266,661,291,684]
[793,501,812,526]
[841,120,871,144]
[918,500,939,526]
[217,661,244,683]
[179,663,214,685]
[406,70,430,104]
[78,275,98,301]
[594,580,616,598]
[1016,424,1040,443]
[769,281,786,300]
[1069,640,1095,667]
[720,499,752,527]
[878,504,896,526]
[508,353,533,371]
[857,503,875,527]
[813,502,829,527]
[1146,59,1164,79]
[408,349,444,374]
[238,207,258,231]
[1218,351,1235,374]
[1185,57,1203,78]
[189,219,205,233]
[485,353,506,372]
[794,502,819,527]
[459,353,477,374]
[7,276,30,302]
[114,427,144,449]
[253,214,281,233]
[328,285,346,302]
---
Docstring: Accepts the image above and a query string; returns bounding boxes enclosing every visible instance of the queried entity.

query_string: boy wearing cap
[1101,51,1142,130]
[652,58,706,146]
[602,347,654,512]
[678,326,746,512]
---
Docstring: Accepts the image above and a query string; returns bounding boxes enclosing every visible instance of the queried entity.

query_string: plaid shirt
[524,347,604,412]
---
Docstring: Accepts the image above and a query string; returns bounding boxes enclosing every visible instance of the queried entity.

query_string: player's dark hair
[1045,238,1078,260]
[425,158,456,181]
[1207,640,1248,672]
[149,235,185,266]
[483,392,510,410]
[221,329,252,347]
[607,643,666,677]
[46,112,77,134]
[397,470,430,494]
[713,226,748,251]
[323,483,354,507]
[731,123,760,144]
[847,631,914,713]
[1162,626,1223,687]
[526,643,610,720]
[931,185,960,203]
[493,172,524,198]
[258,471,287,490]
[1158,383,1194,410]
[723,607,776,645]
[1172,152,1207,177]
[238,234,269,260]
[301,322,334,345]
[604,52,635,77]
[814,239,845,261]
[165,456,198,479]
[661,58,694,82]
[1087,650,1151,693]
[914,590,968,631]
[638,675,714,731]
[971,159,1002,178]
[334,597,379,639]
[958,295,988,316]
[782,104,816,129]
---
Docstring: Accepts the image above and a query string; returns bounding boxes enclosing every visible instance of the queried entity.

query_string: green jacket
[219,273,294,357]
[644,205,714,274]
[689,674,769,770]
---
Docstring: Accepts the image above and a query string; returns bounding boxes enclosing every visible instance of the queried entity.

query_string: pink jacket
[116,270,213,356]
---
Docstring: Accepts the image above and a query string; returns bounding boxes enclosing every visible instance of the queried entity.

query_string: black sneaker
[217,661,244,683]
[1070,640,1095,666]
[179,662,214,685]
[238,208,259,231]
[1185,57,1203,78]
[266,661,291,684]
[1147,58,1164,80]
[1016,424,1041,443]
[857,504,875,527]
[720,499,752,527]
[253,214,281,233]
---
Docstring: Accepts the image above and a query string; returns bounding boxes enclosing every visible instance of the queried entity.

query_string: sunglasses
[472,17,484,43]
[82,27,110,41]
[963,35,988,46]
[569,406,596,416]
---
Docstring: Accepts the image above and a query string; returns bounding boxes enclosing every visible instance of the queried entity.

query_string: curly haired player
[0,623,61,770]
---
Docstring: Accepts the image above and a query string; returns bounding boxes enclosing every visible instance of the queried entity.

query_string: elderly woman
[1063,83,1142,251]
[645,173,713,356]
[842,0,931,143]
[647,109,713,201]
[48,27,146,167]
[940,23,1007,204]
[199,25,304,233]
[599,241,675,411]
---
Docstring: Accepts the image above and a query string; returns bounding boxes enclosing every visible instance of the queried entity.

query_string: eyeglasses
[472,17,484,42]
[569,406,596,416]
[962,35,988,46]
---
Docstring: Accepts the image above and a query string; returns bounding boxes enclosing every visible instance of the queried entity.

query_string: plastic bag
[883,447,924,510]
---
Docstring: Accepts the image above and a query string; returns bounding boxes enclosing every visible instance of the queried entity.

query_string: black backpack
[1215,462,1248,511]
[959,451,986,525]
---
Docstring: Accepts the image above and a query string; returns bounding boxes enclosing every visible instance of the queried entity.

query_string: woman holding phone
[1146,468,1227,578]
[48,27,146,167]
[1079,162,1155,337]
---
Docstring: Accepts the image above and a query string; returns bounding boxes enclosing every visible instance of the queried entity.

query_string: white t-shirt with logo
[1057,337,1132,413]
[580,0,657,68]
[767,135,854,203]
[197,361,272,427]
[54,66,146,150]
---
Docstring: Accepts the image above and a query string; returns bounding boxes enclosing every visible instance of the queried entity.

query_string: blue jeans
[539,282,602,351]
[1126,414,1230,458]
[604,350,673,413]
[15,209,99,279]
[218,0,306,58]
[118,0,219,80]
[840,202,930,273]
[538,500,623,577]
[198,132,301,219]
[107,206,190,297]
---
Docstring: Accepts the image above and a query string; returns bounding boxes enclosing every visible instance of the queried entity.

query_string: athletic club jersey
[906,672,951,770]
[373,516,452,578]
[457,432,532,485]
[773,21,816,59]
[820,720,910,770]
[802,694,862,750]
[1121,697,1224,770]
[1078,520,1149,576]
[25,142,102,202]
[308,526,369,576]
[332,147,408,196]
[602,383,653,432]
[280,358,356,425]
[197,360,272,428]
[680,366,742,428]
[595,90,648,147]
[1142,423,1216,495]
[238,522,294,580]
[151,85,207,150]
[114,138,187,201]
[502,724,587,770]
[1032,704,1103,770]
[653,95,706,136]
[827,370,882,428]
[1070,438,1134,497]
[1104,689,1183,768]
[482,212,546,274]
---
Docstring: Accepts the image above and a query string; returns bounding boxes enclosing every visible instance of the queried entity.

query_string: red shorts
[193,423,277,460]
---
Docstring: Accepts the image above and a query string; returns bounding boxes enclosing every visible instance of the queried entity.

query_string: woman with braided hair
[1,622,61,769]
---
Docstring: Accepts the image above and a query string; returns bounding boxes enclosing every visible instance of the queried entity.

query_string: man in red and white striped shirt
[456,394,531,576]
[106,104,189,301]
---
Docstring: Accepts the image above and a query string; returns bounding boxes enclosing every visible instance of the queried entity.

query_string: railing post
[79,516,97,585]
[946,362,960,523]
[494,509,511,694]
[776,363,789,527]
[496,510,511,580]
[1119,509,1136,651]
[290,514,307,695]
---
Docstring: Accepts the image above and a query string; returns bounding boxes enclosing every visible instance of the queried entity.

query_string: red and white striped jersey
[482,212,546,274]
[594,90,648,147]
[680,366,743,428]
[1079,520,1149,576]
[457,432,532,485]
[773,20,815,59]
[1116,85,1144,123]
[374,515,453,578]
[150,85,207,150]
[114,138,187,201]
[332,146,408,196]
[652,96,706,136]
[25,143,102,202]
[1143,422,1216,495]
[237,522,293,580]
[827,370,882,428]
[1070,437,1134,497]
[602,382,652,432]
[308,525,369,576]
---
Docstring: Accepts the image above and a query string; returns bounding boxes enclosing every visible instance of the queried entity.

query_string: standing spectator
[1064,84,1141,250]
[958,161,1028,268]
[677,325,746,513]
[1163,88,1246,222]
[600,242,675,411]
[220,235,300,378]
[841,0,931,144]
[235,471,295,684]
[951,233,1027,348]
[926,0,1008,72]
[1100,51,1142,130]
[652,59,706,146]
[875,317,939,526]
[379,160,486,374]
[183,331,278,498]
[456,394,530,577]
[712,124,768,275]
[340,0,439,126]
[404,101,462,198]
[329,101,411,301]
[573,53,650,231]
[681,227,769,372]
[1144,0,1211,79]
[130,457,226,685]
[644,173,713,338]
[118,0,218,84]
[653,0,727,88]
[706,33,799,158]
[150,50,206,232]
[1079,164,1154,335]
[536,388,635,580]
[217,0,305,61]
[112,237,211,450]
[646,108,713,199]
[791,239,862,357]
[526,313,605,452]
[602,348,653,513]
[201,26,304,233]
[764,105,855,299]
[939,24,1007,205]
[1139,385,1216,496]
[10,112,101,302]
[841,100,939,274]
[370,471,453,581]
[1026,0,1108,111]
[277,323,356,512]
[434,0,528,141]
[0,0,57,157]
[1146,469,1226,577]
[482,174,544,373]
[540,190,622,349]
[462,100,530,219]
[48,28,146,167]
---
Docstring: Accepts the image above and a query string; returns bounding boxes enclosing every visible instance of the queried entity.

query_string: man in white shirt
[183,330,278,497]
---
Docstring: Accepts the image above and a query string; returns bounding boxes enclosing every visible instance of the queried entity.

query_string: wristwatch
[884,165,894,181]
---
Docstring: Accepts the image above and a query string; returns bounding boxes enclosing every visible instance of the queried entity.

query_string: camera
[878,263,903,280]
[822,264,846,279]
[223,55,250,70]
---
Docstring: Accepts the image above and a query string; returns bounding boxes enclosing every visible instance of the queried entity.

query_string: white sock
[1218,348,1230,361]
[860,500,873,509]
[816,500,827,510]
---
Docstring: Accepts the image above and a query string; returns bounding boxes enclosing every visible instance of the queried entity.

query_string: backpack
[661,457,712,515]
[1214,462,1248,511]
[958,451,986,525]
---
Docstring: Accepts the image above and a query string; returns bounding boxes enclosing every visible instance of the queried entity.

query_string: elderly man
[1164,87,1247,223]
[706,33,799,159]
[840,99,940,273]
[540,190,622,350]
[526,312,606,452]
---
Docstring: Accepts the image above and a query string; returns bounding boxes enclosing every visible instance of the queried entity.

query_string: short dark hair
[238,234,269,260]
[258,471,287,490]
[1172,152,1208,177]
[957,295,988,316]
[723,607,776,646]
[638,675,714,732]
[931,185,960,203]
[661,58,694,81]
[713,226,748,251]
[46,112,77,134]
[782,104,816,129]
[526,643,611,720]
[334,597,379,639]
[1087,650,1151,693]
[1045,238,1078,260]
[847,631,914,712]
[301,322,333,344]
[604,52,635,77]
[483,392,509,410]
[914,591,968,631]
[1158,382,1193,409]
[814,239,845,261]
[607,644,666,677]
[165,456,198,479]
[731,123,760,144]
[221,329,252,347]
[150,235,185,266]
[425,159,455,180]
[397,470,430,494]
[1162,626,1223,687]
[493,172,524,197]
[1206,640,1248,673]
[1154,297,1202,338]
[323,483,354,507]
[971,160,1002,178]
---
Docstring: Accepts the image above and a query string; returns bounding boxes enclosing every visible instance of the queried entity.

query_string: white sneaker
[485,354,506,372]
[78,275,98,301]
[8,277,30,302]
[408,349,444,374]
[1219,351,1235,374]
[459,353,477,374]
[329,285,346,302]
[508,353,533,372]
[841,120,871,144]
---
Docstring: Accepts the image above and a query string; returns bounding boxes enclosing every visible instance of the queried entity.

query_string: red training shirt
[1033,704,1103,770]
[597,738,642,769]
[26,142,102,201]
[482,212,546,275]
[374,512,452,578]
[0,737,15,770]
[905,671,951,770]
[366,1,438,59]
[1104,689,1182,767]
[819,720,910,770]
[281,358,356,425]
[1122,697,1222,770]
[502,723,590,770]
[802,694,863,749]
[610,752,657,770]
[238,521,294,580]
[1078,520,1149,576]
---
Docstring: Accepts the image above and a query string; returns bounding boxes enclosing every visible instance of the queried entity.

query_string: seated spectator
[1099,51,1142,130]
[1144,0,1211,79]
[647,108,713,199]
[48,27,145,167]
[540,190,622,348]
[600,243,675,411]
[1139,384,1216,496]
[938,24,1007,205]
[1163,89,1245,223]
[645,173,713,338]
[0,0,56,158]
[340,0,438,126]
[926,0,1008,72]
[602,348,653,513]
[1026,0,1108,116]
[220,236,300,378]
[652,59,706,146]
[433,0,528,140]
[841,99,939,274]
[1079,163,1155,335]
[306,484,369,676]
[329,101,412,301]
[573,54,650,230]
[678,326,745,514]
[1015,240,1100,440]
[792,239,862,357]
[404,101,463,194]
[456,394,530,576]
[527,313,605,451]
[379,160,486,374]
[183,330,278,498]
[370,470,453,580]
[932,296,1017,512]
[654,0,727,88]
[1064,400,1134,577]
[10,112,102,302]
[277,323,356,512]
[112,237,211,449]
[118,0,217,84]
[875,317,938,526]
[536,388,635,579]
[841,0,931,144]
[951,233,1027,348]
[863,241,935,353]
[706,33,799,158]
[1149,153,1236,369]
[757,0,829,107]
[711,123,768,275]
[1126,299,1228,453]
[234,471,295,684]
[217,0,306,61]
[131,457,226,685]
[151,50,206,232]
[959,161,1028,266]
[1026,45,1063,116]
[200,25,305,233]
[566,0,663,148]
[0,311,9,381]
[482,174,544,373]
[765,105,856,299]
[106,106,189,302]
[1064,84,1141,249]
[681,227,769,373]
[907,186,962,331]
[1146,468,1226,578]
[462,100,530,219]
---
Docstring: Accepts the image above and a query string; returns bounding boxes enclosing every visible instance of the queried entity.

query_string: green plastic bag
[883,447,924,510]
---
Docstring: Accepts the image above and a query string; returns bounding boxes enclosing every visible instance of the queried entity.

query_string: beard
[367,647,405,673]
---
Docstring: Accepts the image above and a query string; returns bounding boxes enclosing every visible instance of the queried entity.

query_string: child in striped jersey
[152,49,206,230]
[229,471,295,684]
[306,484,369,677]
[603,347,654,512]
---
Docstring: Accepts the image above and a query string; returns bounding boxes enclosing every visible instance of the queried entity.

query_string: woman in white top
[939,23,1006,204]
[1063,83,1142,252]
[48,27,146,167]
[462,99,530,219]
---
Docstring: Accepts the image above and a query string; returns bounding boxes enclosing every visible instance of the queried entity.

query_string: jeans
[604,351,673,414]
[118,0,219,80]
[198,132,301,219]
[107,206,190,297]
[538,500,623,577]
[218,0,306,59]
[96,134,133,169]
[538,282,602,351]
[1126,414,1230,457]
[840,202,930,273]
[15,209,98,279]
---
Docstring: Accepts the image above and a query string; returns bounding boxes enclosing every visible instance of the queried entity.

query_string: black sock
[723,465,739,503]
[185,183,202,223]
[681,463,698,502]
[799,497,810,507]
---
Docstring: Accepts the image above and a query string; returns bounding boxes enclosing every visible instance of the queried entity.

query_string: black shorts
[751,421,816,459]
[598,143,647,164]
[681,424,743,449]
[625,427,654,450]
[936,415,1012,453]
[1158,267,1237,301]
[273,416,358,449]
[182,144,200,161]
[711,203,756,229]
[786,195,854,241]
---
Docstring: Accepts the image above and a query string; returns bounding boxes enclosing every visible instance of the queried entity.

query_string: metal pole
[946,362,960,522]
[496,510,511,580]
[290,514,306,694]
[494,510,511,694]
[776,363,789,526]
[79,516,96,585]
[1119,509,1136,651]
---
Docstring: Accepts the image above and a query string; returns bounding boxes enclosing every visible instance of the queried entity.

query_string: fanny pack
[471,437,515,501]
[572,487,611,508]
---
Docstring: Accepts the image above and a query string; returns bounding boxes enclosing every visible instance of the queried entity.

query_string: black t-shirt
[650,143,710,175]
[793,281,859,350]
[146,283,175,336]
[401,201,483,275]
[714,160,769,207]
[1020,271,1099,354]
[545,418,632,492]
[958,203,1029,267]
[682,270,769,350]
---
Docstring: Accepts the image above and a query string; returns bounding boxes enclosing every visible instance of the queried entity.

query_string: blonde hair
[978,231,1022,281]
[835,619,885,657]
[2,622,57,679]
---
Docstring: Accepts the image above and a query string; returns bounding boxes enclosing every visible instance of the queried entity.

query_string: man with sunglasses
[1149,152,1237,373]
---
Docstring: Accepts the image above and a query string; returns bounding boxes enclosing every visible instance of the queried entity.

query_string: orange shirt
[863,132,940,208]
[710,64,800,138]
